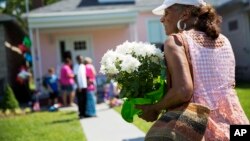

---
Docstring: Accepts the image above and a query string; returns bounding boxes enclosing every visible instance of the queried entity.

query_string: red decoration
[18,44,28,54]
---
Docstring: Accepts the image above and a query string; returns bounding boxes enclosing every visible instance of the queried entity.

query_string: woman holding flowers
[136,0,249,140]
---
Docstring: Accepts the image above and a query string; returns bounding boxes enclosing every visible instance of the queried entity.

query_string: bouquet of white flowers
[100,41,166,122]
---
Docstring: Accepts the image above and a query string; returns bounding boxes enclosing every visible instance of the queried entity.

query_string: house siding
[220,10,250,81]
[136,11,161,42]
[0,24,7,82]
[0,24,6,96]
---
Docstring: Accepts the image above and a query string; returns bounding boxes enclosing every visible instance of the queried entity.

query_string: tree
[0,0,61,32]
[1,0,31,32]
[0,84,20,111]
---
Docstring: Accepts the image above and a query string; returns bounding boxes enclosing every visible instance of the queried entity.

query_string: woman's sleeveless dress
[183,30,249,141]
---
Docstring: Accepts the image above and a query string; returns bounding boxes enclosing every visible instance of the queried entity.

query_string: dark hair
[64,57,71,64]
[190,4,222,39]
[76,55,83,63]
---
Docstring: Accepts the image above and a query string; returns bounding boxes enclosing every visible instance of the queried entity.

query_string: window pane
[74,41,86,50]
[148,20,166,43]
[228,20,238,31]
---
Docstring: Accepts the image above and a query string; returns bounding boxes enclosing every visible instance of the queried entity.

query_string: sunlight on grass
[0,111,86,141]
[113,106,153,133]
[236,83,250,119]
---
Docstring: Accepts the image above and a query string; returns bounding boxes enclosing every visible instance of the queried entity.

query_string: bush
[0,84,19,111]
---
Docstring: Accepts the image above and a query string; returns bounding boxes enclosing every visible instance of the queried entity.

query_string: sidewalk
[60,103,145,141]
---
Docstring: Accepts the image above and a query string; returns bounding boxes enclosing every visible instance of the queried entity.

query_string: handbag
[145,33,211,141]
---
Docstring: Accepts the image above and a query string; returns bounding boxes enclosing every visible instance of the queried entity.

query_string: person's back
[85,64,96,91]
[84,57,97,117]
[183,29,249,140]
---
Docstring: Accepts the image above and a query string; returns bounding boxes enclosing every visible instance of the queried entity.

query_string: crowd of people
[15,53,122,118]
[43,56,97,119]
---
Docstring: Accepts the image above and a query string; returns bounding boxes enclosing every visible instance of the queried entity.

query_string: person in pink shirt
[84,57,97,117]
[60,58,75,106]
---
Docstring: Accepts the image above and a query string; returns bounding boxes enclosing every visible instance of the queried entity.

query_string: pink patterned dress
[183,30,249,141]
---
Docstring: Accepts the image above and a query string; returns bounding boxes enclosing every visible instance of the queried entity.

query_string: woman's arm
[137,35,193,122]
[154,35,193,111]
[66,67,75,78]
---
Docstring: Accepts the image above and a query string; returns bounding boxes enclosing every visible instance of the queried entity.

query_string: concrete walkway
[60,103,145,141]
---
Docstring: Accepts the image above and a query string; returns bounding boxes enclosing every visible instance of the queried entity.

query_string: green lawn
[236,83,250,119]
[115,83,250,133]
[114,106,154,133]
[0,111,86,141]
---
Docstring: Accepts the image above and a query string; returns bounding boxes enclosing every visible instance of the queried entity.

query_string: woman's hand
[135,104,160,122]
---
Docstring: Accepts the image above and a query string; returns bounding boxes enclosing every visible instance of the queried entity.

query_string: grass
[0,110,86,141]
[114,83,250,133]
[113,106,154,133]
[236,82,250,119]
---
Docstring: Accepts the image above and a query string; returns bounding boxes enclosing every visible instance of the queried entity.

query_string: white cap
[152,0,207,15]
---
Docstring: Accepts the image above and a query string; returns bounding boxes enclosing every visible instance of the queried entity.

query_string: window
[228,20,238,31]
[147,19,167,49]
[74,41,86,50]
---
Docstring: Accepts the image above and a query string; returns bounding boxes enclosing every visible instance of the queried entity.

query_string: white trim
[129,22,138,41]
[28,8,135,17]
[39,24,127,33]
[35,29,43,82]
[27,5,158,17]
[28,11,137,28]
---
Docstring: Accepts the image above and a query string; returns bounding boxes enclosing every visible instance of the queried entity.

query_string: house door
[59,36,93,64]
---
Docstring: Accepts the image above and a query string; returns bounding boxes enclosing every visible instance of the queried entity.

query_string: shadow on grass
[50,118,77,124]
[64,111,77,115]
[236,82,250,89]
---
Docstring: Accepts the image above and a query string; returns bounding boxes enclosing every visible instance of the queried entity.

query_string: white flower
[120,55,141,73]
[100,50,120,74]
[100,41,165,95]
[116,41,133,55]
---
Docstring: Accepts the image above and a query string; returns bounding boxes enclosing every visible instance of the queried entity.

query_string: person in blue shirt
[45,68,59,106]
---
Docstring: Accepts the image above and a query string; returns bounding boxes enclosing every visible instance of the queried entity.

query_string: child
[45,68,59,107]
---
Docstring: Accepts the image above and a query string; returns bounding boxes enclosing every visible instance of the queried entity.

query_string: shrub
[0,84,19,111]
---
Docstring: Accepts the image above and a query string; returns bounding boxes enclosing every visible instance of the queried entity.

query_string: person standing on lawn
[45,68,59,107]
[74,55,88,119]
[60,58,75,106]
[84,57,97,117]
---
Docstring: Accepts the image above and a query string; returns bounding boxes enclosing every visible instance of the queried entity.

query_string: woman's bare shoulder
[164,34,184,52]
